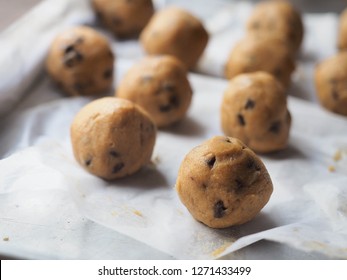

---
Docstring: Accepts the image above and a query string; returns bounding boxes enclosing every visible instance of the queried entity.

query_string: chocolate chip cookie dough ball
[116,55,192,127]
[314,52,347,116]
[71,97,156,180]
[46,26,114,96]
[176,136,273,229]
[92,0,154,38]
[140,7,209,69]
[246,0,304,53]
[338,8,347,50]
[221,72,291,153]
[225,36,295,88]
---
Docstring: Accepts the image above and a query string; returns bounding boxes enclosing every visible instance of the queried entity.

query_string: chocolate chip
[235,179,244,190]
[109,150,120,157]
[245,99,255,110]
[225,137,232,143]
[63,46,83,68]
[112,16,123,26]
[274,68,282,78]
[205,155,216,168]
[163,83,176,93]
[103,68,113,79]
[332,90,339,100]
[202,183,207,189]
[247,158,260,171]
[112,162,124,173]
[214,200,227,218]
[73,82,88,93]
[85,158,92,166]
[159,95,180,112]
[237,114,246,126]
[269,121,281,134]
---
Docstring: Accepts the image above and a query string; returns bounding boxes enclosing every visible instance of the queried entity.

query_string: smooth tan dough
[221,72,291,153]
[140,6,209,69]
[116,55,193,128]
[246,0,304,53]
[92,0,154,38]
[176,136,273,229]
[314,52,347,116]
[46,26,114,96]
[70,97,156,180]
[338,8,347,50]
[225,36,295,88]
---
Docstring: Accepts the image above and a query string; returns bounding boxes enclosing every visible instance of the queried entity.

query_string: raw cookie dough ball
[221,72,291,153]
[116,55,193,127]
[225,36,295,88]
[176,136,273,229]
[46,26,114,96]
[92,0,154,38]
[338,8,347,50]
[140,6,209,69]
[246,0,304,53]
[314,52,347,116]
[71,97,156,180]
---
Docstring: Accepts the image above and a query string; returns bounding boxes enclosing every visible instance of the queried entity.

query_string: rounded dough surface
[225,36,295,88]
[246,0,304,53]
[92,0,154,38]
[338,8,347,50]
[176,136,273,229]
[71,97,156,180]
[314,52,347,116]
[221,72,291,153]
[140,6,209,69]
[116,55,193,127]
[46,26,114,96]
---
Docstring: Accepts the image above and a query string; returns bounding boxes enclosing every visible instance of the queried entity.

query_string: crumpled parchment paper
[0,0,346,259]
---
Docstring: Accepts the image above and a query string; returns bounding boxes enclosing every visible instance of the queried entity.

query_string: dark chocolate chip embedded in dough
[85,158,92,166]
[205,155,216,168]
[112,162,125,173]
[237,114,246,126]
[112,16,123,26]
[103,68,113,79]
[159,95,180,112]
[225,137,232,143]
[235,179,244,191]
[247,158,261,171]
[245,99,255,110]
[214,200,227,218]
[63,46,84,68]
[269,121,281,134]
[202,183,207,189]
[332,90,339,100]
[274,68,282,78]
[109,150,120,157]
[73,82,88,93]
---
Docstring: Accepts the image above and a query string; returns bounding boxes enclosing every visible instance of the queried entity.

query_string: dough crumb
[133,210,143,217]
[211,242,232,257]
[333,150,343,162]
[328,165,336,172]
[3,237,9,242]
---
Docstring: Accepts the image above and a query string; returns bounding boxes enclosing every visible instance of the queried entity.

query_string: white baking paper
[0,0,347,259]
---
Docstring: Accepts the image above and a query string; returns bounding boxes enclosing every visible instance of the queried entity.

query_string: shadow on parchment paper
[262,143,307,161]
[215,212,277,240]
[109,165,169,190]
[161,115,206,137]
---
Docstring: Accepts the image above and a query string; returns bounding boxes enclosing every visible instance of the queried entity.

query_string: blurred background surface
[0,0,346,31]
